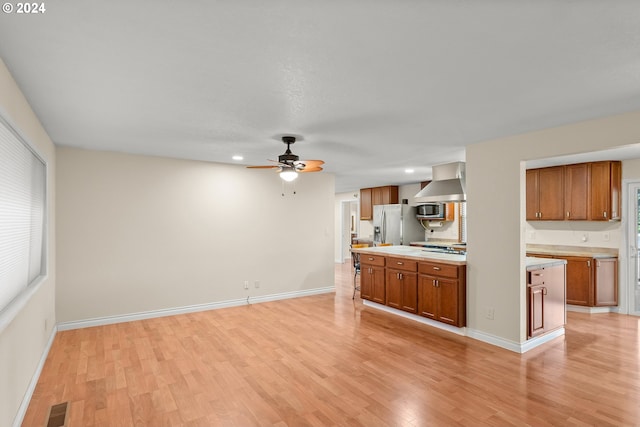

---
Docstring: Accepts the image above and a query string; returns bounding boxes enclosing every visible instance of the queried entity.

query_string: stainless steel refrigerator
[373,204,424,246]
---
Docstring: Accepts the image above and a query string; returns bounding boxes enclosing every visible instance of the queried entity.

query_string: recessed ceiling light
[405,168,415,174]
[232,155,243,161]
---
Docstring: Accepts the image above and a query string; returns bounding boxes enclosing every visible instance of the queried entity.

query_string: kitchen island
[351,245,466,331]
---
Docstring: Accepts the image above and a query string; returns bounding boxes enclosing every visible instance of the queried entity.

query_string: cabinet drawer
[386,257,417,272]
[419,262,458,278]
[361,255,385,267]
[528,269,545,285]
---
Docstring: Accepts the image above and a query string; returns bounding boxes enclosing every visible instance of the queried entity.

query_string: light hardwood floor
[23,262,640,426]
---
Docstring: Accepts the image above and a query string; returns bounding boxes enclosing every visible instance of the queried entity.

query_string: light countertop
[351,245,466,265]
[526,244,618,259]
[526,257,567,271]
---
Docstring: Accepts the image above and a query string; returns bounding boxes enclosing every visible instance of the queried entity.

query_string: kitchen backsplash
[525,221,621,249]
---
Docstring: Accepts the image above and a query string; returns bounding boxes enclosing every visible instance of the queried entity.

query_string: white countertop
[351,245,466,265]
[526,257,567,270]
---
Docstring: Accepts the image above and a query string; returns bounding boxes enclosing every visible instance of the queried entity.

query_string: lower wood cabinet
[417,262,466,327]
[360,255,386,304]
[386,257,418,313]
[527,264,566,338]
[358,253,467,327]
[528,252,618,307]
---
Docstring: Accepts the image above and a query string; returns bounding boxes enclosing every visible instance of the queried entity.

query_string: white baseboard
[57,286,335,331]
[12,325,57,427]
[566,304,615,314]
[465,327,564,353]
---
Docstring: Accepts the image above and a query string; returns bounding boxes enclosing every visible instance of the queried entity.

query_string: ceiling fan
[247,136,325,181]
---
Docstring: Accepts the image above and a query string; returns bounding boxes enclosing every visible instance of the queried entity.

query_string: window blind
[0,117,46,313]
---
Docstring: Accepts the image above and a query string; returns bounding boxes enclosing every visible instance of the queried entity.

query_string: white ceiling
[1,1,640,192]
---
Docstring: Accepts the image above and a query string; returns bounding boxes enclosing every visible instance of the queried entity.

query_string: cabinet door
[565,256,592,306]
[418,275,438,320]
[371,266,386,304]
[589,162,611,221]
[437,277,461,326]
[360,266,373,300]
[400,272,418,314]
[385,269,402,309]
[528,284,546,338]
[381,186,399,205]
[594,258,618,306]
[526,169,539,220]
[610,161,621,220]
[565,163,589,220]
[360,188,372,220]
[372,187,383,206]
[538,166,564,220]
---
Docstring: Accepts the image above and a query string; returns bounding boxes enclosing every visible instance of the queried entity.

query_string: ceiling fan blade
[299,167,323,173]
[246,165,280,169]
[295,159,325,167]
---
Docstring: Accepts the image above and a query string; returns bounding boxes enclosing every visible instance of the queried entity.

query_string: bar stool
[351,243,369,299]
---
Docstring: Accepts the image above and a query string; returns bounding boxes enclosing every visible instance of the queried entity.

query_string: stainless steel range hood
[414,161,466,203]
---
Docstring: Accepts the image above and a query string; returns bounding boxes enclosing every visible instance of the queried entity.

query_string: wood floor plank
[21,261,640,426]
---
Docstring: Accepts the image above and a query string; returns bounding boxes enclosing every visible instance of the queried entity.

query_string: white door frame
[624,179,640,316]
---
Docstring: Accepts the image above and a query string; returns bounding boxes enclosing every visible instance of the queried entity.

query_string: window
[0,116,46,314]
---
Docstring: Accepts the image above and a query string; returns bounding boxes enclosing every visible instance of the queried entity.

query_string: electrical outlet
[254,280,260,288]
[603,232,610,241]
[581,233,589,242]
[485,307,495,320]
[244,280,249,290]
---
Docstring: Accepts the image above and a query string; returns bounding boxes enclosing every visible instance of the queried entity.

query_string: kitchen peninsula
[353,246,568,344]
[351,245,466,329]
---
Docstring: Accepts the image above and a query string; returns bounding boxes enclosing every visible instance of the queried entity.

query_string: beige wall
[0,59,56,427]
[467,111,640,345]
[56,148,335,323]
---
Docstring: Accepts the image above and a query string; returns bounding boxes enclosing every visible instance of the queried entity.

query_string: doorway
[340,200,359,263]
[626,181,640,316]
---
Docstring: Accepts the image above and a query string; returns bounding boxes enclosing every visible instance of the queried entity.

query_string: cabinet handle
[397,262,403,265]
[543,287,548,295]
[539,212,542,218]
[433,279,437,287]
[399,273,403,280]
[597,260,601,268]
[433,266,441,271]
[587,260,590,268]
[604,211,607,218]
[533,273,543,277]
[566,211,570,218]
[368,257,374,261]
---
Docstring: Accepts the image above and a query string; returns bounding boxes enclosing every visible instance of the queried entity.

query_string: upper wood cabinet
[360,188,373,220]
[526,166,564,220]
[589,161,621,221]
[360,186,398,220]
[527,161,621,222]
[564,163,589,220]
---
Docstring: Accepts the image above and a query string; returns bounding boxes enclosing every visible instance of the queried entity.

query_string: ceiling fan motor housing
[279,136,299,163]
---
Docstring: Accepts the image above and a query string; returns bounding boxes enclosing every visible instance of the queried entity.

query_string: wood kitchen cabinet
[589,161,621,221]
[360,254,385,304]
[527,161,621,222]
[360,188,373,220]
[360,185,398,220]
[526,166,564,220]
[528,253,618,307]
[527,263,566,339]
[417,261,466,327]
[386,257,418,313]
[564,163,589,220]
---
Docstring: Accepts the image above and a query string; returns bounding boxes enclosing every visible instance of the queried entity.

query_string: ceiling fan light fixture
[279,168,298,182]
